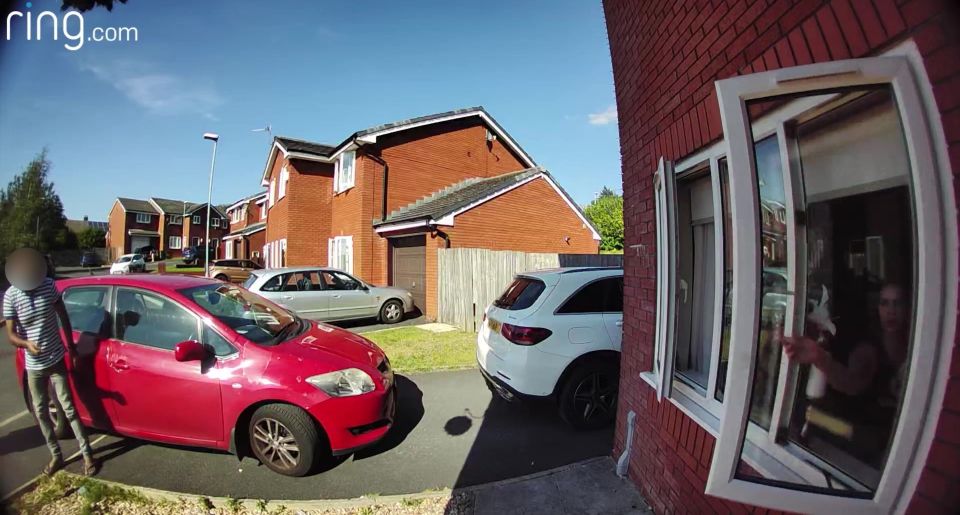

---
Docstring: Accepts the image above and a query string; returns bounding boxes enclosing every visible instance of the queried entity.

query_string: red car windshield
[180,284,300,345]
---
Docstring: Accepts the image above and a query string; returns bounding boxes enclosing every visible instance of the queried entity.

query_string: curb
[43,456,612,512]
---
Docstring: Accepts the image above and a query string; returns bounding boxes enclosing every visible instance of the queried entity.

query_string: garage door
[391,235,426,312]
[130,236,150,253]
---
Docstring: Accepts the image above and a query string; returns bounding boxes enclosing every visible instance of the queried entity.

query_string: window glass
[735,87,914,495]
[674,172,716,389]
[183,284,298,345]
[203,324,236,357]
[557,277,622,314]
[63,287,110,335]
[115,289,198,351]
[716,158,733,401]
[260,273,289,292]
[321,271,360,291]
[494,277,546,311]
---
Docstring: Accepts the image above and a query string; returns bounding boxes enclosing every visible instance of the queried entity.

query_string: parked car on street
[208,259,263,283]
[182,245,216,266]
[80,251,101,268]
[133,245,161,261]
[110,254,146,274]
[244,267,415,324]
[16,275,396,476]
[477,267,623,429]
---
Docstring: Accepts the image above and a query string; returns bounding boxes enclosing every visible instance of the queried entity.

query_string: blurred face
[5,247,47,291]
[878,284,907,334]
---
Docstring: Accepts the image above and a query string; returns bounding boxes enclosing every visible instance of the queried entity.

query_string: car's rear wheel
[215,274,229,282]
[558,360,619,430]
[248,404,319,477]
[379,300,404,324]
[25,382,72,439]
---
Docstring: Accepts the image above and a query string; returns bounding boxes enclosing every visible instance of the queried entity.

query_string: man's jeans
[27,360,92,460]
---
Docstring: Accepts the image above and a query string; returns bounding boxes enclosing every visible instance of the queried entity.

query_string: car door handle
[332,295,341,299]
[282,295,293,300]
[615,320,623,327]
[110,359,129,371]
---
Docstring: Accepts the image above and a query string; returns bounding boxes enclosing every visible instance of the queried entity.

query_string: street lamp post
[203,132,220,277]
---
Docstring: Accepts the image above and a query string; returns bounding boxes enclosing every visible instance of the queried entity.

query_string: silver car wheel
[252,418,300,471]
[384,302,402,322]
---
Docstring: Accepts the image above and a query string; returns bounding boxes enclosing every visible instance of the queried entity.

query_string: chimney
[83,216,88,222]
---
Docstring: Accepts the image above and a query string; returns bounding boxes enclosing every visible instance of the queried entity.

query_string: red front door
[108,287,223,445]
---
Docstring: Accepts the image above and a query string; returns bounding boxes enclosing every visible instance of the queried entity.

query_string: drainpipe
[432,229,451,248]
[616,410,636,478]
[364,151,390,221]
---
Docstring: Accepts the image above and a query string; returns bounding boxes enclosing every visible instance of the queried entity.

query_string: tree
[0,151,73,257]
[61,0,127,12]
[584,188,624,252]
[77,227,106,249]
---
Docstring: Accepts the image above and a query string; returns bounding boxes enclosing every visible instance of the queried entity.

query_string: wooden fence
[437,248,623,332]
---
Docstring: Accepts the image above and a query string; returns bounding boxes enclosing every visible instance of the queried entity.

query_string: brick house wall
[603,0,960,513]
[286,160,335,266]
[106,202,126,259]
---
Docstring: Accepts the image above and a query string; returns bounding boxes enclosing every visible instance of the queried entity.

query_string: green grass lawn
[364,326,477,373]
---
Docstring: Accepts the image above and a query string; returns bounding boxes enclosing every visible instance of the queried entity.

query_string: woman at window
[782,283,910,465]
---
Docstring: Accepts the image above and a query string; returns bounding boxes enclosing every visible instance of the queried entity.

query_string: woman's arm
[783,337,878,395]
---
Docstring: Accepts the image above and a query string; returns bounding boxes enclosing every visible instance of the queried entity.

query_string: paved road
[0,327,611,500]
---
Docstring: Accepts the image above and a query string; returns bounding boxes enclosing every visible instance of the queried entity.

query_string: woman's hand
[782,336,826,367]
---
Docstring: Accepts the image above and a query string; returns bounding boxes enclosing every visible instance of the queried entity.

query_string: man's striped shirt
[2,278,65,370]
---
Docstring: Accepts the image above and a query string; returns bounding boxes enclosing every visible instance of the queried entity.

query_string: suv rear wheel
[248,404,321,476]
[557,359,619,430]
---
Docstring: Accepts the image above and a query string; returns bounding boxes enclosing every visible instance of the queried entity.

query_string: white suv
[477,267,623,429]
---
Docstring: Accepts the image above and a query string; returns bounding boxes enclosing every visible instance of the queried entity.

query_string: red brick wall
[603,0,960,513]
[377,117,529,214]
[106,202,126,260]
[285,159,334,266]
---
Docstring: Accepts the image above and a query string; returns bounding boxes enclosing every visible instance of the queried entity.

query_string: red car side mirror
[174,340,208,362]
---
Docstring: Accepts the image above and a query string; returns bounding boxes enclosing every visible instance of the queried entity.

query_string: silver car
[243,266,415,324]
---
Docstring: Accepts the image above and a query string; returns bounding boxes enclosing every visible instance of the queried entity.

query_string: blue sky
[0,0,620,221]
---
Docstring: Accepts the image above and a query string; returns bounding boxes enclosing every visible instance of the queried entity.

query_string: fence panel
[437,248,621,331]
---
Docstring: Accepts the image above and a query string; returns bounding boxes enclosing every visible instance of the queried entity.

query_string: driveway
[0,329,612,500]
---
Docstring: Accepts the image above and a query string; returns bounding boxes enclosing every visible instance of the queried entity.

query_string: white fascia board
[111,199,126,213]
[260,141,286,185]
[338,111,535,168]
[374,220,430,233]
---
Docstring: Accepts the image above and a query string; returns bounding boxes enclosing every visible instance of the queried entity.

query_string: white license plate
[488,318,501,333]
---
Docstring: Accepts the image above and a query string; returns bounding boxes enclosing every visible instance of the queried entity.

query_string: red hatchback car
[15,275,396,476]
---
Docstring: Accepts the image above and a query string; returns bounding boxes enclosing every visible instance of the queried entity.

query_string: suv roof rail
[558,266,623,274]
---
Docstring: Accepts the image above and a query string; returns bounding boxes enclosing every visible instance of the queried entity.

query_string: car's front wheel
[248,404,320,476]
[558,359,619,430]
[215,274,229,282]
[379,299,404,324]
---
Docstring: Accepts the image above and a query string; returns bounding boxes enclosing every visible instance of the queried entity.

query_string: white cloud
[588,105,618,126]
[81,61,223,119]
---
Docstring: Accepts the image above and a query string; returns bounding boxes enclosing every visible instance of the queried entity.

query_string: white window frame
[168,215,182,225]
[334,150,356,194]
[278,166,289,199]
[327,235,353,273]
[269,178,276,207]
[168,236,182,249]
[260,203,266,220]
[191,237,201,247]
[192,215,201,225]
[135,213,152,224]
[211,218,219,228]
[704,53,953,515]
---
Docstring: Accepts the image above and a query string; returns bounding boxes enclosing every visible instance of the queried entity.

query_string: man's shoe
[43,457,64,476]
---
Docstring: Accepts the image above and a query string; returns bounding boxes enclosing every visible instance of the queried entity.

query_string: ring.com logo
[5,2,138,51]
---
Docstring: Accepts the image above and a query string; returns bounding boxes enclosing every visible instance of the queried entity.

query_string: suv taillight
[500,323,552,346]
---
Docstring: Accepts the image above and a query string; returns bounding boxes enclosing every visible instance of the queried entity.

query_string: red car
[15,275,396,476]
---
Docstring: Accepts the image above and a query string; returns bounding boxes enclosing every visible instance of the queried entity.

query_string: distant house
[106,197,228,259]
[221,191,267,263]
[258,107,600,317]
[66,216,109,235]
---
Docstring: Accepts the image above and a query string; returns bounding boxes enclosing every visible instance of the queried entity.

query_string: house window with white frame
[648,53,952,514]
[168,215,182,225]
[211,218,219,228]
[259,203,266,220]
[278,166,289,199]
[192,215,201,225]
[334,150,355,193]
[136,213,151,224]
[269,178,276,207]
[328,236,353,273]
[168,236,182,249]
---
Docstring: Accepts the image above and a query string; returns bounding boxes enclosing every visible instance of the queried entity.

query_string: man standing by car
[3,247,97,476]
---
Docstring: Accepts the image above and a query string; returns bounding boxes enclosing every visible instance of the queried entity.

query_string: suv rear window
[556,276,624,314]
[493,277,546,311]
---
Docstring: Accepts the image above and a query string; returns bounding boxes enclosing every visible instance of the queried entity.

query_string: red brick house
[221,191,267,263]
[259,107,600,317]
[604,0,959,514]
[106,197,228,260]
